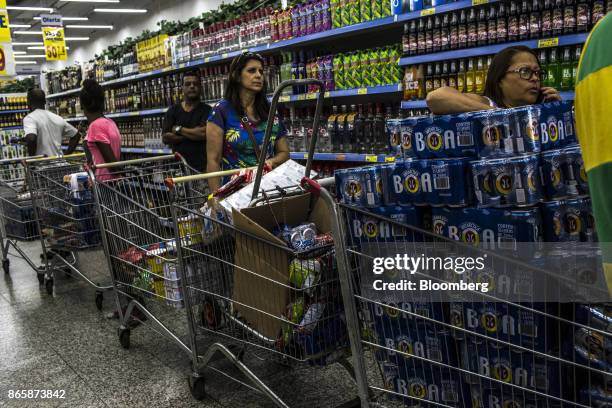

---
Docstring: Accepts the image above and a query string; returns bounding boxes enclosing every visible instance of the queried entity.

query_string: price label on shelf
[297,94,306,101]
[222,53,229,59]
[204,57,210,63]
[279,95,291,102]
[306,93,317,100]
[324,91,331,98]
[303,153,309,159]
[335,154,346,161]
[420,7,436,16]
[538,37,559,48]
[129,111,139,116]
[365,155,378,162]
[385,156,396,162]
[472,0,489,5]
[357,88,368,95]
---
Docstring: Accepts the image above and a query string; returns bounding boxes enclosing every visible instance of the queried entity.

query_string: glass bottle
[449,12,459,50]
[519,0,531,40]
[457,59,466,93]
[563,0,576,33]
[477,7,488,46]
[466,58,475,94]
[458,9,468,49]
[542,0,553,37]
[530,0,542,39]
[487,5,497,44]
[508,1,520,42]
[560,46,573,90]
[497,2,508,43]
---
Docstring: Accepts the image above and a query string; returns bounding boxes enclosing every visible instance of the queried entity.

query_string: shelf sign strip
[538,37,559,48]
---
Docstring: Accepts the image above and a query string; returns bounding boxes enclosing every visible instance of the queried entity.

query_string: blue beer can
[470,158,500,207]
[541,201,568,242]
[335,167,367,207]
[540,101,576,150]
[512,154,542,207]
[472,110,510,158]
[563,198,584,242]
[577,197,597,242]
[430,157,472,207]
[386,118,402,158]
[363,165,384,208]
[400,118,417,159]
[562,145,589,196]
[386,159,424,206]
[541,149,568,200]
[509,105,541,155]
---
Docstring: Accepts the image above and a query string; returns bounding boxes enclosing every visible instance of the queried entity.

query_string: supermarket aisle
[0,242,358,408]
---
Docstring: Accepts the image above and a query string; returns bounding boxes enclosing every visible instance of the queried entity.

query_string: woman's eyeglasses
[507,67,547,81]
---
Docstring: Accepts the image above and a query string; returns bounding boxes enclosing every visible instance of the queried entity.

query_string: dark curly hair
[80,79,105,114]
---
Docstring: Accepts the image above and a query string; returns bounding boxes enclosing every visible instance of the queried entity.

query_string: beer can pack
[471,384,562,408]
[428,157,473,207]
[362,165,385,208]
[539,100,577,150]
[412,113,478,159]
[386,118,403,158]
[562,144,589,196]
[335,166,385,208]
[348,205,425,241]
[471,154,543,207]
[541,201,570,242]
[384,159,427,205]
[540,149,570,200]
[460,340,561,396]
[471,106,541,158]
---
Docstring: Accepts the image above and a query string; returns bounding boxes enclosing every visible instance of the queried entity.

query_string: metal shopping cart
[0,156,44,277]
[24,153,112,307]
[328,201,612,407]
[152,80,360,406]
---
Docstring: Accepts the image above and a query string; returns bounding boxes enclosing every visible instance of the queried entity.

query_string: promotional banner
[0,0,15,77]
[40,14,67,61]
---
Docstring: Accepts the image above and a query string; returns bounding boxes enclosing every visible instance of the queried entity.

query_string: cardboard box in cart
[232,193,332,340]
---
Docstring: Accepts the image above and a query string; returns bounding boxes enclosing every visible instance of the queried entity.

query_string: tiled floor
[0,241,360,408]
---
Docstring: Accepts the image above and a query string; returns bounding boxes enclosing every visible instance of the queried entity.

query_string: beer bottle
[467,8,477,48]
[542,0,553,37]
[572,46,581,85]
[457,59,466,93]
[408,20,417,56]
[417,18,426,55]
[433,63,442,91]
[449,12,459,50]
[548,48,561,89]
[433,15,441,52]
[508,1,520,42]
[477,7,488,46]
[563,0,576,33]
[552,0,564,35]
[441,13,450,51]
[497,2,508,43]
[539,49,550,87]
[425,64,434,95]
[530,0,541,39]
[560,47,573,90]
[458,10,468,49]
[592,0,605,25]
[519,0,530,40]
[475,58,486,95]
[576,0,590,32]
[466,58,475,94]
[448,60,458,90]
[426,17,434,54]
[487,5,497,44]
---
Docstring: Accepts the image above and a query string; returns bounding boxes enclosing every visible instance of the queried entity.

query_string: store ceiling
[8,0,159,41]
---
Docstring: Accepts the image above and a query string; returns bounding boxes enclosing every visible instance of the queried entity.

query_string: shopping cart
[328,202,612,407]
[24,153,112,307]
[160,80,363,406]
[0,155,44,277]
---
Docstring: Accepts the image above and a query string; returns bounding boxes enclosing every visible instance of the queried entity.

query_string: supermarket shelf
[290,152,394,162]
[400,91,576,109]
[280,84,402,103]
[65,107,168,122]
[47,88,81,98]
[0,126,23,131]
[0,109,28,114]
[399,33,589,66]
[47,1,495,96]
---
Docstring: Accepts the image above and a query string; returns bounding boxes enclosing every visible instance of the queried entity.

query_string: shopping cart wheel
[45,278,53,295]
[95,292,103,311]
[118,328,130,349]
[188,375,206,400]
[2,259,9,274]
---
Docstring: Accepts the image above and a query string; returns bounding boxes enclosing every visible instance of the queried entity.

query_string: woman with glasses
[206,52,289,192]
[426,46,561,114]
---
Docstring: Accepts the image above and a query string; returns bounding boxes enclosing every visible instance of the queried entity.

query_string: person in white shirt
[23,88,81,157]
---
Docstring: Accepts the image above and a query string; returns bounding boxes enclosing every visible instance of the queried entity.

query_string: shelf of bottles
[46,0,513,99]
[0,95,28,113]
[45,66,83,96]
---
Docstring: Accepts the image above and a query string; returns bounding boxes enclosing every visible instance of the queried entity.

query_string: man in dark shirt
[162,71,211,171]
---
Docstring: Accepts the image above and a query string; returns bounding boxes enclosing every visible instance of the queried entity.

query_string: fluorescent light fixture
[14,55,46,58]
[13,51,27,55]
[65,25,113,29]
[13,31,43,35]
[7,6,54,12]
[9,24,32,28]
[12,42,44,46]
[94,8,147,13]
[34,16,89,21]
[15,61,38,65]
[28,46,70,50]
[65,37,90,41]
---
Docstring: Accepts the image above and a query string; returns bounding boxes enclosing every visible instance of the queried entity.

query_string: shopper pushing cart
[23,153,112,308]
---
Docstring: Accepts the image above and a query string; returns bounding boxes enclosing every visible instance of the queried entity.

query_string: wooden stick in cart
[164,166,258,190]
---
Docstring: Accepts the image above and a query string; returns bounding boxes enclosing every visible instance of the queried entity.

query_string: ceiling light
[6,6,54,12]
[13,31,43,35]
[34,16,89,21]
[15,61,38,65]
[14,55,46,58]
[65,37,90,41]
[9,24,32,28]
[28,46,70,50]
[12,42,44,46]
[94,8,147,13]
[13,51,27,55]
[66,25,113,29]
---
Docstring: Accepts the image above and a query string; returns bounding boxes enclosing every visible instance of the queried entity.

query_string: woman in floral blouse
[206,52,289,192]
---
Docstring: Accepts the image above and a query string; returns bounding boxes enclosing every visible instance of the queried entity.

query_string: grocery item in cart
[471,154,543,207]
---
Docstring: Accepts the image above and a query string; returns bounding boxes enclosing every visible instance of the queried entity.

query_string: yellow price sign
[385,156,396,162]
[0,1,6,8]
[324,91,331,98]
[420,7,436,16]
[538,37,560,48]
[472,0,488,5]
[297,94,306,101]
[306,93,317,100]
[43,27,67,61]
[365,155,378,162]
[222,53,229,59]
[0,10,10,43]
[357,87,368,95]
[279,95,291,102]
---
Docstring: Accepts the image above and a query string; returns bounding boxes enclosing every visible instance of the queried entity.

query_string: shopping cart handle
[301,177,321,197]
